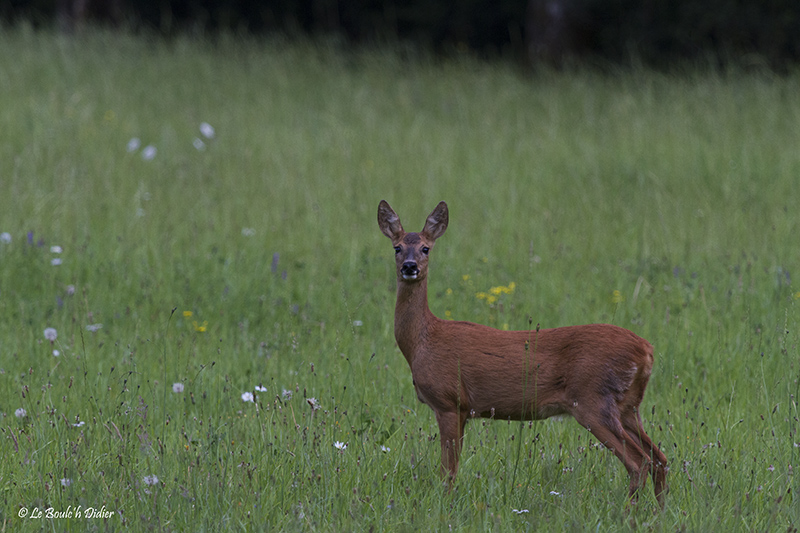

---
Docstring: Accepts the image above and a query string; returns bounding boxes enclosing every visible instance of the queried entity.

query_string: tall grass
[0,27,798,531]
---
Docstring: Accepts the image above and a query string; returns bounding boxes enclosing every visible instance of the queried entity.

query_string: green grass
[0,26,798,531]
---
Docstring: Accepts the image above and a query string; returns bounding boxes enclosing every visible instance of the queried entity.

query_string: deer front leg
[435,410,467,482]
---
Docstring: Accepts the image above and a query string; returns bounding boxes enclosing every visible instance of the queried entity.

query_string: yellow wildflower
[183,310,193,318]
[611,290,624,304]
[192,320,208,332]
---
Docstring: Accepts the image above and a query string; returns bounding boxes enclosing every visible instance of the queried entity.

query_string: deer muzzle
[401,262,420,280]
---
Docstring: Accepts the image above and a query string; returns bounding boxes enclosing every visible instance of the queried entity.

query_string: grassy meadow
[0,26,798,531]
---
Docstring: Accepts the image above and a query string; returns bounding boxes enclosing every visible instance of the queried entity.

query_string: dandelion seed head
[127,138,141,152]
[173,383,184,393]
[53,349,60,357]
[44,328,58,342]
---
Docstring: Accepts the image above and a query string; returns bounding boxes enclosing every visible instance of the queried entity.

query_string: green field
[0,27,798,531]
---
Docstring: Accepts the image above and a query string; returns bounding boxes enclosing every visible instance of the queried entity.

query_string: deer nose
[401,262,419,279]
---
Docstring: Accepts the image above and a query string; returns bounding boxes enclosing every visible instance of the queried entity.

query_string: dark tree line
[2,0,799,67]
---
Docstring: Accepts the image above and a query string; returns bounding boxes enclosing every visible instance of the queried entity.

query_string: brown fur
[378,200,668,507]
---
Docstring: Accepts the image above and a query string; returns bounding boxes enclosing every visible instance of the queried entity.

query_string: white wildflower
[50,245,63,254]
[141,145,157,161]
[172,383,184,393]
[44,328,58,342]
[72,421,85,428]
[254,385,267,392]
[66,285,76,295]
[127,138,141,152]
[51,258,62,266]
[143,475,159,486]
[53,349,60,357]
[512,509,529,514]
[199,122,215,139]
[307,397,320,411]
[61,478,72,487]
[193,138,206,151]
[86,323,103,333]
[353,320,363,327]
[334,441,347,450]
[241,392,254,403]
[281,389,293,401]
[15,408,26,418]
[380,445,391,453]
[0,232,11,243]
[241,227,255,236]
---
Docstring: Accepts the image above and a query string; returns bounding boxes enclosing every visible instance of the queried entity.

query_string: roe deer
[377,200,667,506]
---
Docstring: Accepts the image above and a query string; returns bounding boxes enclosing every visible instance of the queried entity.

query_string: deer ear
[378,200,404,240]
[422,201,448,240]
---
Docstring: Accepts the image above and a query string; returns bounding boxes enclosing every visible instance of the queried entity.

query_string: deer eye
[394,246,401,255]
[421,247,430,255]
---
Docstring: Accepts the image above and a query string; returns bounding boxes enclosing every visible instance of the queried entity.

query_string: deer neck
[394,277,437,367]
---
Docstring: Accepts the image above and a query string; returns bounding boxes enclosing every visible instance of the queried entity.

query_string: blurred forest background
[2,0,799,69]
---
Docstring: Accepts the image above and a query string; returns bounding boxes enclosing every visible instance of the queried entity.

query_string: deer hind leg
[435,410,468,482]
[621,408,668,507]
[573,401,650,503]
[619,365,668,507]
